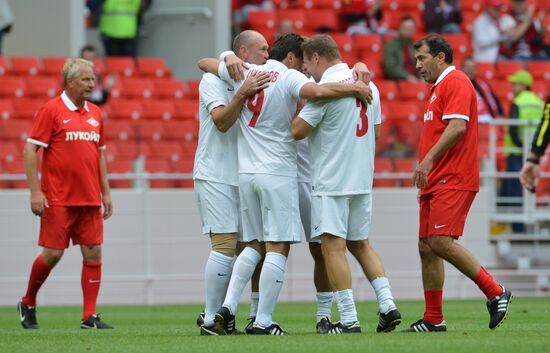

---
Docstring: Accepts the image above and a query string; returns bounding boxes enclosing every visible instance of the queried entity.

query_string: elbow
[197,59,207,72]
[214,121,230,133]
[456,124,467,137]
[291,125,305,140]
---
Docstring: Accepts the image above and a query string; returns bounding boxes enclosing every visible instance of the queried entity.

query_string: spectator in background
[80,45,117,106]
[472,0,509,62]
[461,57,504,123]
[498,0,547,60]
[87,0,142,57]
[424,0,462,34]
[500,70,544,233]
[383,16,419,81]
[275,18,293,40]
[0,0,13,54]
[342,0,387,35]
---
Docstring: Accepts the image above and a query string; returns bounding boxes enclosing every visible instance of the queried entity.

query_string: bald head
[233,30,269,65]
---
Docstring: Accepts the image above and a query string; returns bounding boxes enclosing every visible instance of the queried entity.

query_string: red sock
[22,255,52,307]
[82,262,102,320]
[473,267,502,299]
[423,289,444,324]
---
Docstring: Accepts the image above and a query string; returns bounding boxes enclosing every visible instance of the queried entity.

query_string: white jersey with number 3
[299,63,382,196]
[218,59,310,177]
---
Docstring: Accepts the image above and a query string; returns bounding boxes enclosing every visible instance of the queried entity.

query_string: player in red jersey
[18,58,113,330]
[402,35,511,332]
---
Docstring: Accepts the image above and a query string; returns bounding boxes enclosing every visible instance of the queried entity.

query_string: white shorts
[298,181,317,243]
[194,179,241,237]
[311,193,372,241]
[239,174,301,243]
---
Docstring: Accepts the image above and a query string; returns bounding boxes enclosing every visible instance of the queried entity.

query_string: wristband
[526,157,540,165]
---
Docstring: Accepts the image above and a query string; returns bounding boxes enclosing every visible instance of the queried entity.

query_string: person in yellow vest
[99,0,142,57]
[500,70,544,233]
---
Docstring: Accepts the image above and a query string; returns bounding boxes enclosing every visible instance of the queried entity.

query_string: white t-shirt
[297,138,311,183]
[299,63,382,196]
[193,72,238,186]
[218,59,310,177]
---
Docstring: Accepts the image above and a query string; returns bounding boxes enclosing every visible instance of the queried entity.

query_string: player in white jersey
[292,35,401,333]
[198,33,371,335]
[195,30,272,335]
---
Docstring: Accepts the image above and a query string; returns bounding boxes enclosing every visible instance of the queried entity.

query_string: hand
[519,161,540,193]
[352,62,371,84]
[353,80,373,105]
[102,193,113,220]
[225,54,248,81]
[413,157,433,189]
[30,190,49,216]
[237,71,271,98]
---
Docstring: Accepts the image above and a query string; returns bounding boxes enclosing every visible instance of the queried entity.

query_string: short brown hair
[301,34,341,60]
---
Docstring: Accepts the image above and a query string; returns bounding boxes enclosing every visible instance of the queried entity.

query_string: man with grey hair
[18,58,113,330]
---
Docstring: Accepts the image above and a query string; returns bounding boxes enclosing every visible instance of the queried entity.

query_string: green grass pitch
[1,297,549,353]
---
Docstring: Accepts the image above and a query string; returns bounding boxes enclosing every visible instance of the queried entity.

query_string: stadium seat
[185,79,200,100]
[108,99,143,120]
[393,157,415,187]
[10,56,42,76]
[331,33,356,58]
[136,120,166,141]
[495,61,522,80]
[103,120,136,141]
[147,141,184,161]
[42,56,67,76]
[376,80,399,101]
[0,141,22,163]
[490,80,514,102]
[172,99,199,121]
[0,77,26,98]
[248,10,278,31]
[532,82,548,101]
[0,99,15,120]
[163,120,199,141]
[0,56,8,76]
[443,34,472,57]
[180,140,198,160]
[461,0,484,12]
[305,0,342,9]
[526,61,550,82]
[144,158,178,188]
[111,77,155,99]
[142,99,175,120]
[0,120,31,141]
[461,10,478,34]
[305,10,338,32]
[106,158,133,188]
[13,98,45,120]
[171,159,194,188]
[276,9,306,30]
[26,76,60,98]
[353,34,384,63]
[373,158,396,187]
[136,57,172,78]
[397,81,430,101]
[105,57,136,77]
[113,141,140,160]
[3,159,27,188]
[155,78,185,99]
[476,62,496,81]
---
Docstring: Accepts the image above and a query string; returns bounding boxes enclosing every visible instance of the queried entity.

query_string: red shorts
[39,206,103,249]
[419,189,476,239]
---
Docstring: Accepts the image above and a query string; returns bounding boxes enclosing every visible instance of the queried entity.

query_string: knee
[309,242,324,262]
[210,233,238,257]
[82,245,102,263]
[321,235,346,255]
[418,239,433,259]
[42,248,64,267]
[427,237,452,257]
[346,239,369,255]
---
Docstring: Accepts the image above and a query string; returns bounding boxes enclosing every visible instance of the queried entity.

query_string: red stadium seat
[136,57,172,78]
[277,9,306,30]
[10,56,42,76]
[105,57,136,77]
[305,10,338,32]
[393,157,415,187]
[0,141,22,163]
[106,159,133,188]
[248,10,278,30]
[13,98,45,120]
[163,120,199,141]
[26,76,60,98]
[461,11,478,34]
[147,141,184,161]
[397,81,431,101]
[443,34,472,57]
[0,120,31,141]
[113,141,140,159]
[376,80,399,101]
[3,159,27,188]
[490,80,514,102]
[495,61,523,80]
[181,140,198,160]
[103,120,136,141]
[173,99,199,121]
[108,99,143,120]
[136,121,166,141]
[476,62,496,81]
[385,101,421,122]
[461,0,484,12]
[111,77,155,99]
[0,99,15,120]
[353,34,384,62]
[331,33,356,58]
[185,79,200,100]
[172,159,194,188]
[142,99,175,120]
[144,158,177,188]
[532,82,548,101]
[526,61,550,82]
[42,56,67,76]
[0,77,26,98]
[0,56,8,76]
[373,158,396,187]
[155,78,185,99]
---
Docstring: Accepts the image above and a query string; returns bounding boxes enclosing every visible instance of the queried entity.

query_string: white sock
[249,292,259,318]
[371,277,396,314]
[316,292,333,322]
[335,289,358,326]
[203,251,234,325]
[255,252,287,327]
[223,247,262,315]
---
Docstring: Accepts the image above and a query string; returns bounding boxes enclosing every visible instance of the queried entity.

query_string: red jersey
[418,66,479,195]
[27,92,105,206]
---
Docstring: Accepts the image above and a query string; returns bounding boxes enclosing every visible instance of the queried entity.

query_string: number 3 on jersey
[356,98,368,137]
[247,91,265,128]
